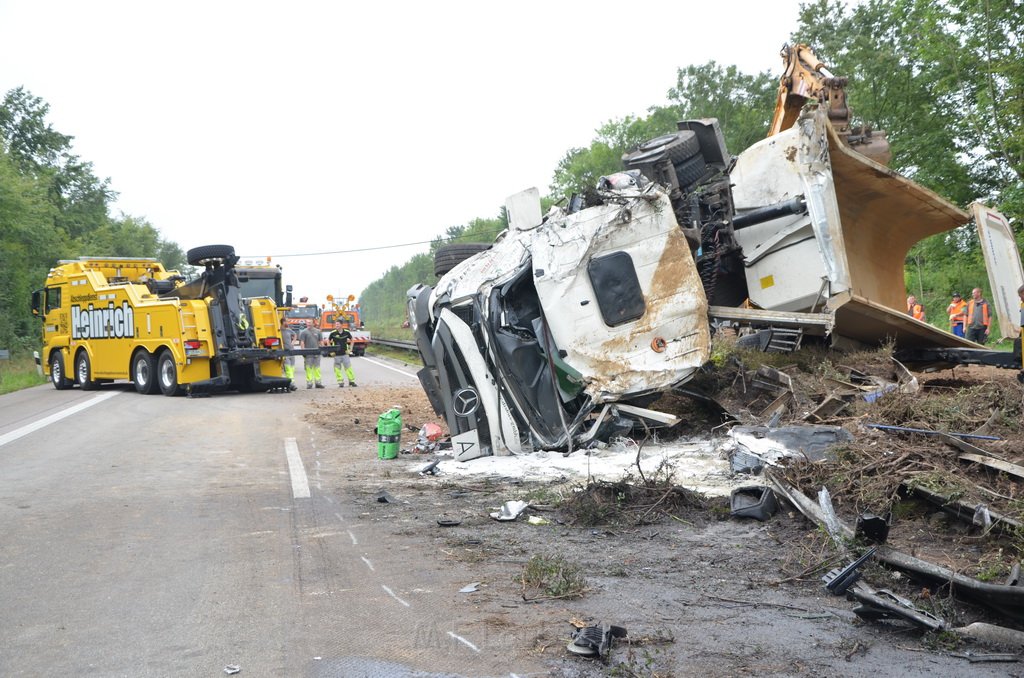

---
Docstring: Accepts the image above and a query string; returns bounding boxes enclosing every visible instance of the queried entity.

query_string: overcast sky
[0,1,810,304]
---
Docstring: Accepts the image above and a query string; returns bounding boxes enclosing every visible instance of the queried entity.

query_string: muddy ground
[306,348,1024,677]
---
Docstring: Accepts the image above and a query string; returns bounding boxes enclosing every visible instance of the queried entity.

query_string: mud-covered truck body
[31,244,292,395]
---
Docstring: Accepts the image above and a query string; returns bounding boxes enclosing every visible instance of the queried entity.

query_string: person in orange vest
[906,295,926,321]
[946,292,967,337]
[965,287,990,344]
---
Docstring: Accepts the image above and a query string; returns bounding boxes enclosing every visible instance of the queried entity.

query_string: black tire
[673,153,708,189]
[434,243,491,277]
[624,131,700,167]
[132,351,159,395]
[50,352,72,390]
[157,350,183,396]
[75,351,98,390]
[187,244,235,266]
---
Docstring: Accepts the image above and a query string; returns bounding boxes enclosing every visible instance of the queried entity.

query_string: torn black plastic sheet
[768,473,1024,621]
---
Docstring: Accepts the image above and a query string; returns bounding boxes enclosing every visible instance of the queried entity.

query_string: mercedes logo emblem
[452,388,480,417]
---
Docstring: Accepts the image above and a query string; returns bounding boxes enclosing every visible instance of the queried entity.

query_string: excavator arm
[768,43,890,166]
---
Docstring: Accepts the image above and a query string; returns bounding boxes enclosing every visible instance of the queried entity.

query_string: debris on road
[566,623,627,659]
[490,500,529,522]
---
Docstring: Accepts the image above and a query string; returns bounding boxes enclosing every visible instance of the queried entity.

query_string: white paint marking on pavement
[0,391,121,449]
[347,530,358,545]
[447,632,480,653]
[361,556,375,571]
[334,512,344,522]
[284,438,311,499]
[323,494,333,504]
[360,356,418,380]
[381,585,410,607]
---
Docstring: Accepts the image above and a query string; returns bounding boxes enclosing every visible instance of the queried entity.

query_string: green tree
[550,63,775,201]
[0,87,115,240]
[0,87,187,354]
[793,0,1020,216]
[667,61,777,153]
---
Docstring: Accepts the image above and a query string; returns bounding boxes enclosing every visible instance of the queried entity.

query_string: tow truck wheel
[157,350,183,396]
[186,244,235,266]
[132,351,159,395]
[75,351,98,390]
[50,352,72,390]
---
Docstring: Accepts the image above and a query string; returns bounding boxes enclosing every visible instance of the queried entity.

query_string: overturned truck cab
[406,124,747,460]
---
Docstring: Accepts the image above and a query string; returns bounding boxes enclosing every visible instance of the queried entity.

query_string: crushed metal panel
[532,190,710,402]
[827,291,973,349]
[972,203,1024,340]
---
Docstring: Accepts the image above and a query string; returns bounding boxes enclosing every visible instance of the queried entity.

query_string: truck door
[972,203,1024,340]
[43,285,70,356]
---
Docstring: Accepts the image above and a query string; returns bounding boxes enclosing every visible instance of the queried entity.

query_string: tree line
[0,87,185,354]
[361,0,1022,336]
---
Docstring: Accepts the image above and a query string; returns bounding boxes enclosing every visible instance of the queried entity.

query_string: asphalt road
[0,356,540,677]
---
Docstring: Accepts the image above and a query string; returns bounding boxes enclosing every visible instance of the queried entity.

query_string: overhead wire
[242,225,510,259]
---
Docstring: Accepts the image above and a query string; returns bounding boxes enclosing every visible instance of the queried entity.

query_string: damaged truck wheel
[629,131,700,165]
[186,244,236,266]
[434,243,491,277]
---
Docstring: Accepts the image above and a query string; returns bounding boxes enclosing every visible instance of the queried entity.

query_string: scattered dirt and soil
[306,344,1024,677]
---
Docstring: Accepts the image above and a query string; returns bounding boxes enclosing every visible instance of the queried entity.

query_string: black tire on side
[625,131,700,166]
[157,350,183,396]
[50,352,72,390]
[132,351,159,395]
[186,244,236,266]
[75,351,98,390]
[434,243,492,277]
[673,153,709,189]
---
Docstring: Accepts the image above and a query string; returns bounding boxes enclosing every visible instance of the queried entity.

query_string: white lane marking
[381,585,410,607]
[447,632,480,653]
[361,556,375,571]
[347,530,358,545]
[284,438,311,499]
[0,391,121,448]
[360,356,418,380]
[334,512,344,522]
[323,495,333,504]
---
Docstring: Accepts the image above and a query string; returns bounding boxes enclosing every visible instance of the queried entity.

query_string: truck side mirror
[30,289,42,317]
[285,285,293,308]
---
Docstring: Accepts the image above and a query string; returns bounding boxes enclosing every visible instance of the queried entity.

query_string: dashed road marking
[284,438,310,499]
[381,585,410,607]
[334,512,344,522]
[347,530,358,545]
[0,391,121,448]
[361,556,374,571]
[447,632,480,652]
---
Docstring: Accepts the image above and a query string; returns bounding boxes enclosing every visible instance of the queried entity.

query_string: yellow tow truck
[31,244,297,395]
